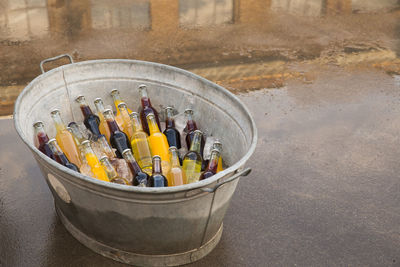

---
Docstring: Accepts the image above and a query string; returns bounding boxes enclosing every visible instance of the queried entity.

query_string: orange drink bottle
[117,102,134,140]
[110,89,132,129]
[50,109,82,168]
[80,140,109,182]
[167,146,186,186]
[93,98,111,142]
[146,113,170,176]
[138,84,161,135]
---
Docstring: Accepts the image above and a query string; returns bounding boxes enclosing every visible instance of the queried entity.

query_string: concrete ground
[2,0,400,266]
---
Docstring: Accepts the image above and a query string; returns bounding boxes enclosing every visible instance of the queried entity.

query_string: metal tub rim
[14,58,258,194]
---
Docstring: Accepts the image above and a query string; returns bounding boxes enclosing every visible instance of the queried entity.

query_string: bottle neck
[112,92,122,103]
[166,118,175,128]
[206,151,220,173]
[106,119,120,133]
[51,113,66,131]
[81,143,94,155]
[130,114,143,132]
[170,149,180,167]
[100,158,117,179]
[147,115,161,135]
[69,124,85,143]
[152,157,162,175]
[186,120,197,132]
[34,126,49,145]
[80,105,93,118]
[190,132,202,153]
[123,152,141,176]
[94,101,105,114]
[141,97,151,108]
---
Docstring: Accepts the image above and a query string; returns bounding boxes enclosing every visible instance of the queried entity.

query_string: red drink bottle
[33,121,56,160]
[138,84,161,135]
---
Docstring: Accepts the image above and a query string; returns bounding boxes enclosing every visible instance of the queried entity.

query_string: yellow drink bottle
[212,140,224,173]
[146,113,170,176]
[117,102,134,140]
[182,130,203,184]
[167,146,186,186]
[94,98,111,142]
[129,112,152,175]
[81,140,109,182]
[50,109,82,168]
[99,155,129,185]
[110,89,132,130]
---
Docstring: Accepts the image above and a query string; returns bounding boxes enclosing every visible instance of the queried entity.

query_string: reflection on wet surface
[1,0,400,115]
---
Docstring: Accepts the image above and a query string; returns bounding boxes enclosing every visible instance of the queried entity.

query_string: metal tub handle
[40,54,74,74]
[201,168,251,193]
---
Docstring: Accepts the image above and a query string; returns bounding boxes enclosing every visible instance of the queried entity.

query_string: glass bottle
[117,102,134,140]
[33,121,56,160]
[110,89,132,129]
[80,140,109,182]
[103,108,131,158]
[184,109,205,156]
[163,107,181,149]
[146,113,170,176]
[138,84,161,135]
[149,155,168,187]
[182,130,203,184]
[199,149,220,180]
[129,112,152,175]
[99,155,129,185]
[48,139,80,172]
[50,109,82,168]
[75,95,101,139]
[94,98,111,142]
[122,149,149,187]
[67,122,86,146]
[212,140,224,173]
[167,146,186,186]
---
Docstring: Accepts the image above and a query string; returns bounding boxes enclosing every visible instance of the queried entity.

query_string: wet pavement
[2,0,400,266]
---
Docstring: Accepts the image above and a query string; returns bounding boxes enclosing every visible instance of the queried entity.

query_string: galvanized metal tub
[13,54,257,266]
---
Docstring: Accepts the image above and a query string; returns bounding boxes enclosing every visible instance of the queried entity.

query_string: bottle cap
[94,98,103,104]
[122,148,132,156]
[75,95,85,103]
[81,140,90,146]
[110,89,119,96]
[68,121,78,128]
[153,155,161,160]
[146,113,155,118]
[117,102,127,109]
[99,155,108,162]
[165,106,173,111]
[33,121,44,128]
[168,146,177,151]
[129,112,139,118]
[138,84,147,90]
[48,138,56,144]
[103,108,113,115]
[184,108,193,114]
[50,109,60,116]
[193,130,203,135]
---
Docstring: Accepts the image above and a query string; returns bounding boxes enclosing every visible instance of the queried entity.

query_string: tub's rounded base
[56,205,223,266]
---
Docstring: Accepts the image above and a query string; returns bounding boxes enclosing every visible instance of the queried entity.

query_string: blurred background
[0,0,399,115]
